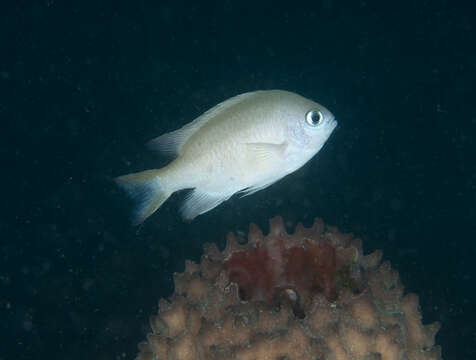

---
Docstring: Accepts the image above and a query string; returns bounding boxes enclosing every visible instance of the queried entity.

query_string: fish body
[115,90,337,224]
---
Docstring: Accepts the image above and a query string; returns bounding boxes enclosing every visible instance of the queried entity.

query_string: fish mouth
[332,120,339,131]
[328,117,338,133]
[324,118,338,141]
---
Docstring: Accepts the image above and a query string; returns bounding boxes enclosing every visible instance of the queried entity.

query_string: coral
[136,217,442,360]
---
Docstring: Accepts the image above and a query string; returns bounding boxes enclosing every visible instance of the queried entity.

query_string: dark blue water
[2,1,475,359]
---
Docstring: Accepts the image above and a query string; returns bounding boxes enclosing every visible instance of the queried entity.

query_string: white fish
[115,90,337,224]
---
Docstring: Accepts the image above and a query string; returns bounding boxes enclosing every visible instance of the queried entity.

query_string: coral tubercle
[136,216,442,360]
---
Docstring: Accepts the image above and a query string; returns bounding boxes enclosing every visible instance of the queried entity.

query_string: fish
[115,90,337,224]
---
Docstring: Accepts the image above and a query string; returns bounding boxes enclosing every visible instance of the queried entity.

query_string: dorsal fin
[147,91,259,157]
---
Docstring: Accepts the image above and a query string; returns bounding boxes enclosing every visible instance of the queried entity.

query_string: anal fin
[180,189,233,221]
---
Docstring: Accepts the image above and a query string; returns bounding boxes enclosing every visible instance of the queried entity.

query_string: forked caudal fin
[114,169,170,225]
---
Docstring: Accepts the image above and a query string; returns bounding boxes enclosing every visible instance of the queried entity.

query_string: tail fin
[114,169,170,225]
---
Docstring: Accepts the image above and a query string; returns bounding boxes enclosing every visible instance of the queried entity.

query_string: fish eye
[305,110,323,127]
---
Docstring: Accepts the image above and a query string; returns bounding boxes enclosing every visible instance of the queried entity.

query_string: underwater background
[1,0,475,359]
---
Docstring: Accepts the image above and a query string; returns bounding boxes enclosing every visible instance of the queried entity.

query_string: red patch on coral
[223,238,337,304]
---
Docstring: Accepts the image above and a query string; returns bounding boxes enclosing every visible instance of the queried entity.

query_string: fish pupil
[306,110,323,126]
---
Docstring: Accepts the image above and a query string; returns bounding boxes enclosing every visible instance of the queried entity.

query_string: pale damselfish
[115,90,337,224]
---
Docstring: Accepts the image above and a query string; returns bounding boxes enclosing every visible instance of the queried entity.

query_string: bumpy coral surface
[136,217,442,360]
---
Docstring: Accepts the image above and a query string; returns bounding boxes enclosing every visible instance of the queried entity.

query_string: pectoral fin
[246,142,287,167]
